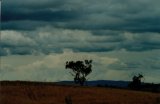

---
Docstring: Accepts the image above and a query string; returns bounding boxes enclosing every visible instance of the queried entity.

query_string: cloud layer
[2,0,160,32]
[1,27,160,56]
[1,0,160,82]
[1,50,160,83]
[0,51,118,81]
[1,0,160,55]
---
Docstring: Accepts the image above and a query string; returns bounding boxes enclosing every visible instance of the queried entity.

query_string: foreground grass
[0,81,160,104]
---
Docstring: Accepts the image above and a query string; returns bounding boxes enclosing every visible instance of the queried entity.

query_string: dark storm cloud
[1,27,160,56]
[2,9,77,22]
[1,0,160,56]
[2,0,79,22]
[1,21,47,30]
[2,0,160,32]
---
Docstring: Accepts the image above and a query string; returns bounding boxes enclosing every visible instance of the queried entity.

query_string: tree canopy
[65,60,92,85]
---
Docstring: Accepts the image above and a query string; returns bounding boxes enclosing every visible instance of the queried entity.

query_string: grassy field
[0,81,160,104]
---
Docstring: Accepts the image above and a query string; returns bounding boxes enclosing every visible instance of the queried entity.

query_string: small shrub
[156,97,160,104]
[65,96,72,104]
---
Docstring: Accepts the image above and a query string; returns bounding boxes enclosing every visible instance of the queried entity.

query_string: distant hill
[1,80,159,93]
[56,80,160,92]
[0,80,131,88]
[56,80,130,88]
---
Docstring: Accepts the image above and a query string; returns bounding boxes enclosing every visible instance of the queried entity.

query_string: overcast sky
[1,0,160,83]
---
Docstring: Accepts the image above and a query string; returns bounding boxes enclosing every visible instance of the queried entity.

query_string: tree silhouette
[129,74,144,89]
[65,60,92,86]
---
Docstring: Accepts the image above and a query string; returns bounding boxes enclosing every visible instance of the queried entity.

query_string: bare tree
[65,60,92,86]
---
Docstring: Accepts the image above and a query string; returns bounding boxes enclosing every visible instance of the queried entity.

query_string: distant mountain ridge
[1,80,159,92]
[0,80,130,88]
[56,80,130,88]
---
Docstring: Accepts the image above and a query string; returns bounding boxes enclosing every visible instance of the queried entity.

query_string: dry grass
[0,82,160,104]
